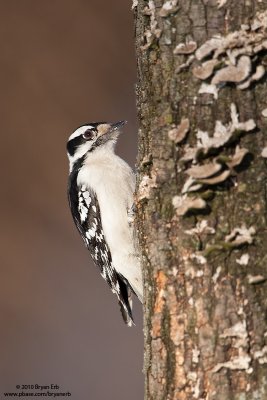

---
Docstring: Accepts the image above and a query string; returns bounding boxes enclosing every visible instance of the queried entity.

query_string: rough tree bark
[134,1,267,399]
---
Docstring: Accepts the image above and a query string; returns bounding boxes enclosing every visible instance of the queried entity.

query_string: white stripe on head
[68,125,94,141]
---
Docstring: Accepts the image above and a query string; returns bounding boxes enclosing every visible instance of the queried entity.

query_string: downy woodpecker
[66,121,143,326]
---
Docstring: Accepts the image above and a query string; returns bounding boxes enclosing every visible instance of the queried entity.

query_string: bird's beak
[110,120,127,132]
[97,121,127,138]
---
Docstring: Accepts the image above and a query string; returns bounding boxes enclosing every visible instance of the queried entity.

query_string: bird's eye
[82,129,94,140]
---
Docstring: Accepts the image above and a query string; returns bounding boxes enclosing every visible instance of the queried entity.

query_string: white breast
[77,148,143,301]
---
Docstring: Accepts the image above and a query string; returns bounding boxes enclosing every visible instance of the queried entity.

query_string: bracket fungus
[182,176,202,194]
[195,37,223,61]
[193,60,219,80]
[237,65,265,90]
[198,170,231,185]
[196,104,256,150]
[176,55,195,74]
[194,11,267,94]
[226,146,249,169]
[261,147,267,158]
[172,195,206,216]
[225,225,256,246]
[159,0,179,17]
[173,41,197,55]
[211,56,252,85]
[168,118,190,144]
[185,220,215,236]
[185,162,222,179]
[177,103,256,216]
[248,275,266,284]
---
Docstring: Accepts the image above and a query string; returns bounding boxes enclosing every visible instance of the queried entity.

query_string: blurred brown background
[0,1,143,398]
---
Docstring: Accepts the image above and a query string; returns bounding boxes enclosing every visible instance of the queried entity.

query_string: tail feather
[118,276,134,326]
[119,300,134,327]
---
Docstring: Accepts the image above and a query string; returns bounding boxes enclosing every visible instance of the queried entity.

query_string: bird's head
[67,121,126,168]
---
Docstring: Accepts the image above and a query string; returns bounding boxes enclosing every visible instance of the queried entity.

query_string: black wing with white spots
[68,165,133,326]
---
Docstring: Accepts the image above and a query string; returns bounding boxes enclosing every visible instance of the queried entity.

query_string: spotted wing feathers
[69,183,134,326]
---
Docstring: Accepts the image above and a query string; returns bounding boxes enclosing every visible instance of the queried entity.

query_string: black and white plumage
[66,121,143,326]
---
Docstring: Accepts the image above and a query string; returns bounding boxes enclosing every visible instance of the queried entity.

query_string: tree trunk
[134,1,267,399]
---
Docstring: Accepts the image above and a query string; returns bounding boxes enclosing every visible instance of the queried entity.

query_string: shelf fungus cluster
[174,11,267,96]
[196,11,267,95]
[172,104,256,217]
